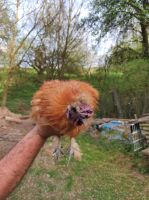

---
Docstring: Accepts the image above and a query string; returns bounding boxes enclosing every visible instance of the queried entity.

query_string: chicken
[31,80,99,161]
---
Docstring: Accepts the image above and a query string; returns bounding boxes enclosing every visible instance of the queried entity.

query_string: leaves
[85,0,149,56]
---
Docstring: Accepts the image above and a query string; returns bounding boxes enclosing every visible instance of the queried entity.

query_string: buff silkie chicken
[31,80,99,161]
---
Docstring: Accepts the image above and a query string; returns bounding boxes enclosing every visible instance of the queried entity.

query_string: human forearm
[0,125,47,200]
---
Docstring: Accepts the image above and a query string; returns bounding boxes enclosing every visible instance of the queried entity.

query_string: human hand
[35,124,58,139]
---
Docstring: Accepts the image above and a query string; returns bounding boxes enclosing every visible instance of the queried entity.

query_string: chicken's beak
[74,117,84,126]
[66,104,93,126]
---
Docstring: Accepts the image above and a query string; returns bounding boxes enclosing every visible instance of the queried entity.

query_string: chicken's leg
[51,136,64,161]
[68,138,82,162]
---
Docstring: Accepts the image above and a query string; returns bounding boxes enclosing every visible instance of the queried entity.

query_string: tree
[0,0,12,49]
[1,0,59,107]
[25,0,87,79]
[86,0,149,57]
[1,0,32,107]
[105,42,141,67]
[0,1,11,66]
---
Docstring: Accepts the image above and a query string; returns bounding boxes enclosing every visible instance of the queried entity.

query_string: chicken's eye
[71,106,77,112]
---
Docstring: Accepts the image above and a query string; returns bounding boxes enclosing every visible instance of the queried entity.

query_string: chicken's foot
[51,136,64,161]
[67,138,82,165]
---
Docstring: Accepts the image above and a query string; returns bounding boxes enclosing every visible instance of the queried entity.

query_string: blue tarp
[95,120,126,141]
[102,120,124,130]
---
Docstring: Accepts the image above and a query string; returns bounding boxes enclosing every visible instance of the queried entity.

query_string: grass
[8,135,149,200]
[0,68,41,114]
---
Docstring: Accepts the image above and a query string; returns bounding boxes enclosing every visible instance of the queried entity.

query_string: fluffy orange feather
[31,80,99,138]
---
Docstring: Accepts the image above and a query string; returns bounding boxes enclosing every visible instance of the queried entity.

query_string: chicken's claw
[50,136,64,161]
[52,146,64,161]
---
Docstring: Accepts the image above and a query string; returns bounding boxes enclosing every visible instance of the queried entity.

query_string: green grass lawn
[8,135,149,200]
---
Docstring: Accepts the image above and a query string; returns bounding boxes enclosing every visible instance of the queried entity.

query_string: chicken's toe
[52,146,64,160]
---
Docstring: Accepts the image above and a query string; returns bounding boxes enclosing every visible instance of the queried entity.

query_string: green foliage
[0,58,149,118]
[88,0,149,36]
[28,42,88,78]
[0,68,41,114]
[82,59,149,117]
[63,50,87,75]
[86,0,149,57]
[106,43,141,66]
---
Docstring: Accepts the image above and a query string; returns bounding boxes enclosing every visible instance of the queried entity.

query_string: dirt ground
[0,116,35,159]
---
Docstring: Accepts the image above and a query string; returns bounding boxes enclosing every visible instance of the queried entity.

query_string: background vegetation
[0,0,149,118]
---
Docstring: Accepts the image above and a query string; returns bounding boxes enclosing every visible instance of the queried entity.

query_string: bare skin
[0,125,52,200]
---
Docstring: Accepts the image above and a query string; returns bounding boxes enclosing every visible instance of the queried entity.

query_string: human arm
[0,125,50,200]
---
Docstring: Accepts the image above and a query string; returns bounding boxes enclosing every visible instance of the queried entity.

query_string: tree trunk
[140,22,149,58]
[112,89,123,118]
[140,0,149,58]
[142,88,149,114]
